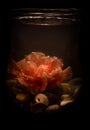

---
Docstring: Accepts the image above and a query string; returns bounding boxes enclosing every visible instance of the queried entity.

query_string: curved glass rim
[10,8,80,11]
[9,8,80,26]
[9,8,80,16]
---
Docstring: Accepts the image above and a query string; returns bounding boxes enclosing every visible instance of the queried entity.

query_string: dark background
[0,0,89,128]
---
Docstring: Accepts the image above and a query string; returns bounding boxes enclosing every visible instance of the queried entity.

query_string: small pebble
[46,104,60,111]
[60,99,73,106]
[16,93,27,102]
[61,94,70,99]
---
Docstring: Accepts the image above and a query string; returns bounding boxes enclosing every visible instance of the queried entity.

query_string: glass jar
[7,8,82,113]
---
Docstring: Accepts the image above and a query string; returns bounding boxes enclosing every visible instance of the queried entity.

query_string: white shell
[46,104,60,111]
[60,94,73,106]
[35,93,49,106]
[60,99,73,106]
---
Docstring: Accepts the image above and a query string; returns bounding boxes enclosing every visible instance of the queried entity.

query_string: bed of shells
[6,52,82,113]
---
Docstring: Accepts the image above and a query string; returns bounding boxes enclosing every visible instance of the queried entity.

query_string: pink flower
[8,52,72,94]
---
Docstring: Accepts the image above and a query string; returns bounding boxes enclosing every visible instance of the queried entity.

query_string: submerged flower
[8,52,72,94]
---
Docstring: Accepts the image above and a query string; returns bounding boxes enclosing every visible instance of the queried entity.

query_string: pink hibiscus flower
[8,52,72,94]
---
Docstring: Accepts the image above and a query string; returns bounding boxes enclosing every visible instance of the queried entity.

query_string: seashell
[60,99,73,106]
[35,93,49,106]
[61,94,70,99]
[46,104,60,111]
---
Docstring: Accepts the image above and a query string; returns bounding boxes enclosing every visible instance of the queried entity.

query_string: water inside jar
[7,8,82,113]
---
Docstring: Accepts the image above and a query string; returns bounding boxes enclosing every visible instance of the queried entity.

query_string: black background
[0,0,89,128]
